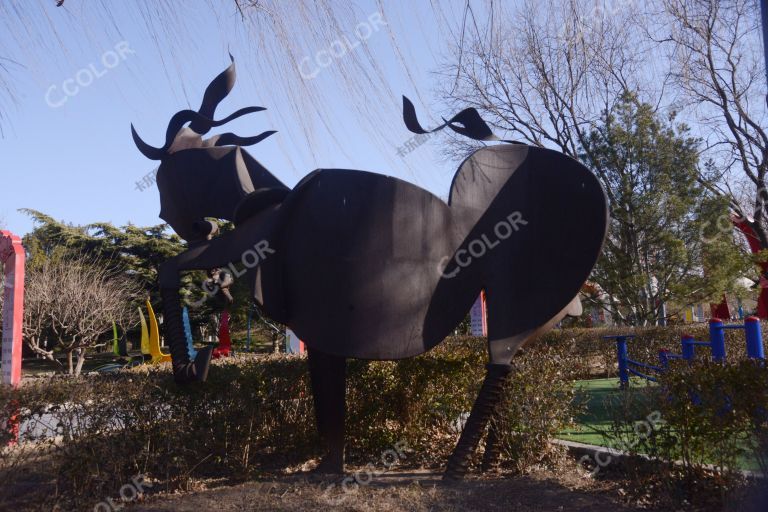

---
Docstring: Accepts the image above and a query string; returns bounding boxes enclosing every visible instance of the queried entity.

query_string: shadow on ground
[129,468,644,512]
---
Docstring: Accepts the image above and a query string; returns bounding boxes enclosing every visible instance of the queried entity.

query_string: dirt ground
[128,467,646,512]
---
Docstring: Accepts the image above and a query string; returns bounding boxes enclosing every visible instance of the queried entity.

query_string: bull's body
[132,58,608,479]
[262,145,605,360]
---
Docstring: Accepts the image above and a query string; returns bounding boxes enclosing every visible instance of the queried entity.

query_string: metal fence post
[658,349,669,369]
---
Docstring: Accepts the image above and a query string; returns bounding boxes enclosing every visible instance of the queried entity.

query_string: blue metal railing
[605,317,765,389]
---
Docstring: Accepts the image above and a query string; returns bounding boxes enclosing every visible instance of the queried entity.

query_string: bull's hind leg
[308,348,347,474]
[444,288,527,481]
[443,362,513,480]
[443,292,581,480]
[481,408,504,473]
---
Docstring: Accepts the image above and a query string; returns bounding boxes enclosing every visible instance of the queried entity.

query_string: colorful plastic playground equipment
[606,317,766,388]
[182,306,197,360]
[97,302,232,372]
[212,310,232,359]
[145,300,172,363]
[96,301,170,372]
[141,303,232,361]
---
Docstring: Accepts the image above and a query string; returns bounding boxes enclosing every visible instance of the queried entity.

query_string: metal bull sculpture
[131,57,608,480]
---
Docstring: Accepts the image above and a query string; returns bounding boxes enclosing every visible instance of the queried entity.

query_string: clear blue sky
[0,1,471,236]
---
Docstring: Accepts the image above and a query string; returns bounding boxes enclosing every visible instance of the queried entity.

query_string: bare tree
[438,0,751,325]
[21,263,56,363]
[438,0,655,322]
[23,257,141,375]
[439,0,654,162]
[654,0,768,243]
[0,0,433,165]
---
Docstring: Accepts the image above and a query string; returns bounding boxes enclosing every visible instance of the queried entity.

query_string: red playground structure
[212,310,232,359]
[733,215,768,319]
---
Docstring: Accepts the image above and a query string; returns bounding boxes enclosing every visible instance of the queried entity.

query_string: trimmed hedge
[0,336,576,510]
[534,321,768,380]
[5,322,765,510]
[597,358,768,509]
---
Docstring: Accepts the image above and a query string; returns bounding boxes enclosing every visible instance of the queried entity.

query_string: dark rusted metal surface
[133,59,608,478]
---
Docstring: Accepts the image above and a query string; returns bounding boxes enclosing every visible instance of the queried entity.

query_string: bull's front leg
[159,284,214,384]
[158,225,271,385]
[307,348,347,474]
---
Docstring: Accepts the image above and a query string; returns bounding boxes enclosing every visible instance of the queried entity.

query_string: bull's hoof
[443,448,471,482]
[442,459,469,481]
[312,455,345,476]
[173,346,213,385]
[442,468,466,483]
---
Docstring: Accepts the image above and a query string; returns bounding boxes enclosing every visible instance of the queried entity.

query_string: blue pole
[709,319,726,362]
[246,304,253,352]
[682,334,696,361]
[745,316,765,360]
[616,336,630,389]
[658,350,669,370]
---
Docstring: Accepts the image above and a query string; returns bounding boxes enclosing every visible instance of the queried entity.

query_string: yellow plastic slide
[146,300,172,363]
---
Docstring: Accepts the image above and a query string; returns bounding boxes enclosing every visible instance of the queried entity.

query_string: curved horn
[209,130,277,147]
[189,53,236,134]
[131,124,166,160]
[131,106,267,160]
[182,106,266,137]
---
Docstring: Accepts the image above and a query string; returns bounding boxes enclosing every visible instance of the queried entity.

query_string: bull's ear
[564,296,583,317]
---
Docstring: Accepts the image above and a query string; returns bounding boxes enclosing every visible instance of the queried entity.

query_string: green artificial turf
[558,377,658,447]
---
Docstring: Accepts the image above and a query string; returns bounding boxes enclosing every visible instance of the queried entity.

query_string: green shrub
[599,359,768,509]
[345,338,486,464]
[6,323,765,510]
[656,360,767,473]
[494,343,579,472]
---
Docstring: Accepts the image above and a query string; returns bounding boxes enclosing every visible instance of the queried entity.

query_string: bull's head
[131,55,288,243]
